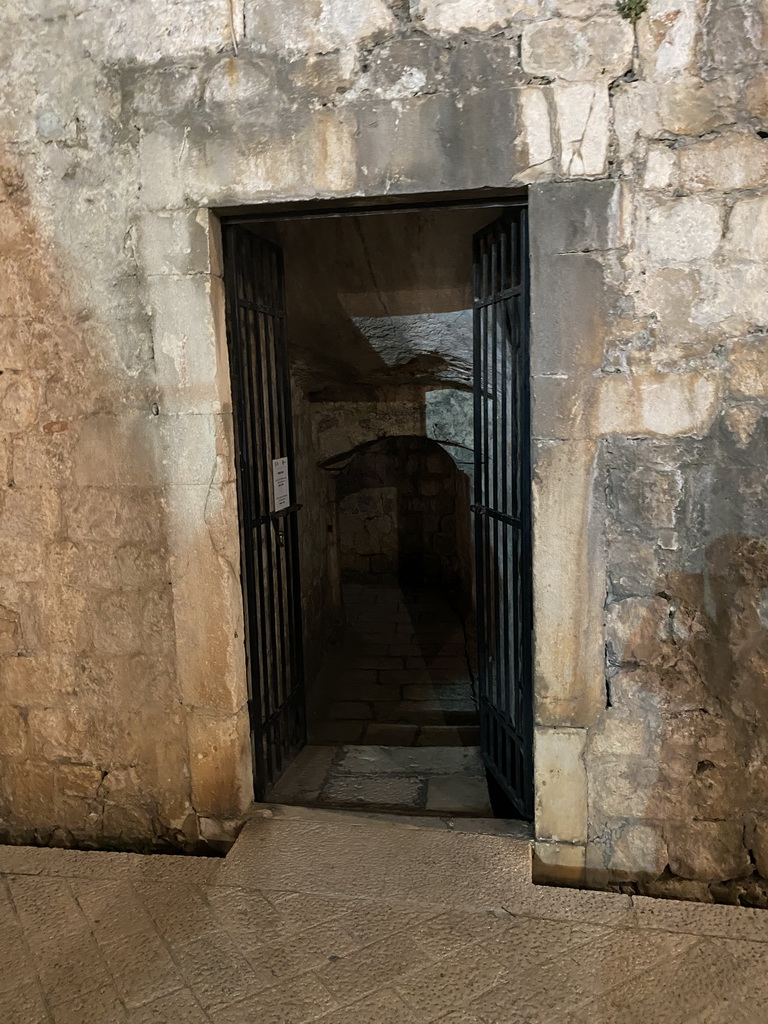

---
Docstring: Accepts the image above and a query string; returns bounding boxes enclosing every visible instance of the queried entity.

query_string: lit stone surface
[2,821,768,1022]
[1,0,768,908]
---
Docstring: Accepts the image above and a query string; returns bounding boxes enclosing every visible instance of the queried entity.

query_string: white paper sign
[272,457,290,512]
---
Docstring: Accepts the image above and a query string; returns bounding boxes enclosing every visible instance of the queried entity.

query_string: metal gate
[472,207,533,819]
[223,225,305,800]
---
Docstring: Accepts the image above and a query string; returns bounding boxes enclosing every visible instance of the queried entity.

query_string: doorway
[222,195,532,820]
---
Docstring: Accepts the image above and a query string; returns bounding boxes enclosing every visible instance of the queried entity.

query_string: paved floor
[268,745,492,816]
[308,583,479,748]
[1,805,767,1024]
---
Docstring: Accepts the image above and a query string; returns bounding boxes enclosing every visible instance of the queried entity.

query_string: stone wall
[0,0,766,898]
[334,436,472,594]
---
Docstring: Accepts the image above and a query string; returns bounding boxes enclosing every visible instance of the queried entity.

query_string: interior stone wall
[0,0,766,897]
[334,436,471,595]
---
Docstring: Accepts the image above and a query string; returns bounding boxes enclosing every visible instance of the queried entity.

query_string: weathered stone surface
[0,0,766,902]
[522,18,633,82]
[725,194,768,262]
[667,821,752,881]
[642,196,722,265]
[534,727,588,843]
[676,132,768,192]
[413,0,537,32]
[554,83,610,176]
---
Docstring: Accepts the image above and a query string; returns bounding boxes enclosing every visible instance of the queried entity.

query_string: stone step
[217,803,532,911]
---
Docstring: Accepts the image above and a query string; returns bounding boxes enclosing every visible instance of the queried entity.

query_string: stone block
[79,0,235,62]
[534,726,588,843]
[554,83,610,177]
[0,372,40,431]
[666,821,752,881]
[595,372,719,437]
[642,196,722,266]
[135,210,211,278]
[676,133,768,192]
[245,0,394,54]
[644,145,676,190]
[727,336,768,399]
[518,87,552,178]
[700,0,766,73]
[613,466,684,530]
[531,179,620,257]
[587,757,664,818]
[655,77,737,136]
[752,820,768,878]
[530,254,608,377]
[72,414,160,489]
[413,0,538,32]
[725,194,768,263]
[522,18,633,82]
[638,0,698,78]
[586,821,667,882]
[0,704,29,758]
[146,275,220,409]
[0,486,60,539]
[2,760,56,823]
[187,709,252,819]
[533,440,605,727]
[605,596,670,665]
[62,487,164,547]
[532,840,586,886]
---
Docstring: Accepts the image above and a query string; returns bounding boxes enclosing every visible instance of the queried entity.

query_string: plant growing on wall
[616,0,647,23]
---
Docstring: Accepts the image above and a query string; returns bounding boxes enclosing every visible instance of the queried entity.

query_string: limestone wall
[334,436,472,592]
[0,0,766,896]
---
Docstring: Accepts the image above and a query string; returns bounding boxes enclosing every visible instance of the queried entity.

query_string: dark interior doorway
[222,195,532,819]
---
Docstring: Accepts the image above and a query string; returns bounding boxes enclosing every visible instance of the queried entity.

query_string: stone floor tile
[133,880,218,941]
[631,892,768,942]
[72,878,156,941]
[265,889,370,934]
[339,903,439,948]
[408,910,516,960]
[314,987,419,1024]
[126,988,210,1024]
[170,932,272,1011]
[0,882,41,994]
[98,929,186,1009]
[321,774,425,809]
[9,876,115,1007]
[204,885,285,940]
[318,933,432,1003]
[209,973,337,1024]
[425,776,491,816]
[433,1013,486,1024]
[51,984,128,1024]
[243,920,362,980]
[502,879,635,929]
[0,980,51,1024]
[215,816,530,910]
[394,941,510,1021]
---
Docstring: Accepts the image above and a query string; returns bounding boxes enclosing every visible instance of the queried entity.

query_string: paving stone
[395,941,511,1019]
[425,776,492,816]
[322,774,425,809]
[319,933,433,1002]
[0,981,51,1024]
[126,988,209,1023]
[209,973,337,1024]
[4,807,768,1024]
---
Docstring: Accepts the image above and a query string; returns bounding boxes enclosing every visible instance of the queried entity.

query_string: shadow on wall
[327,435,473,602]
[594,533,768,905]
